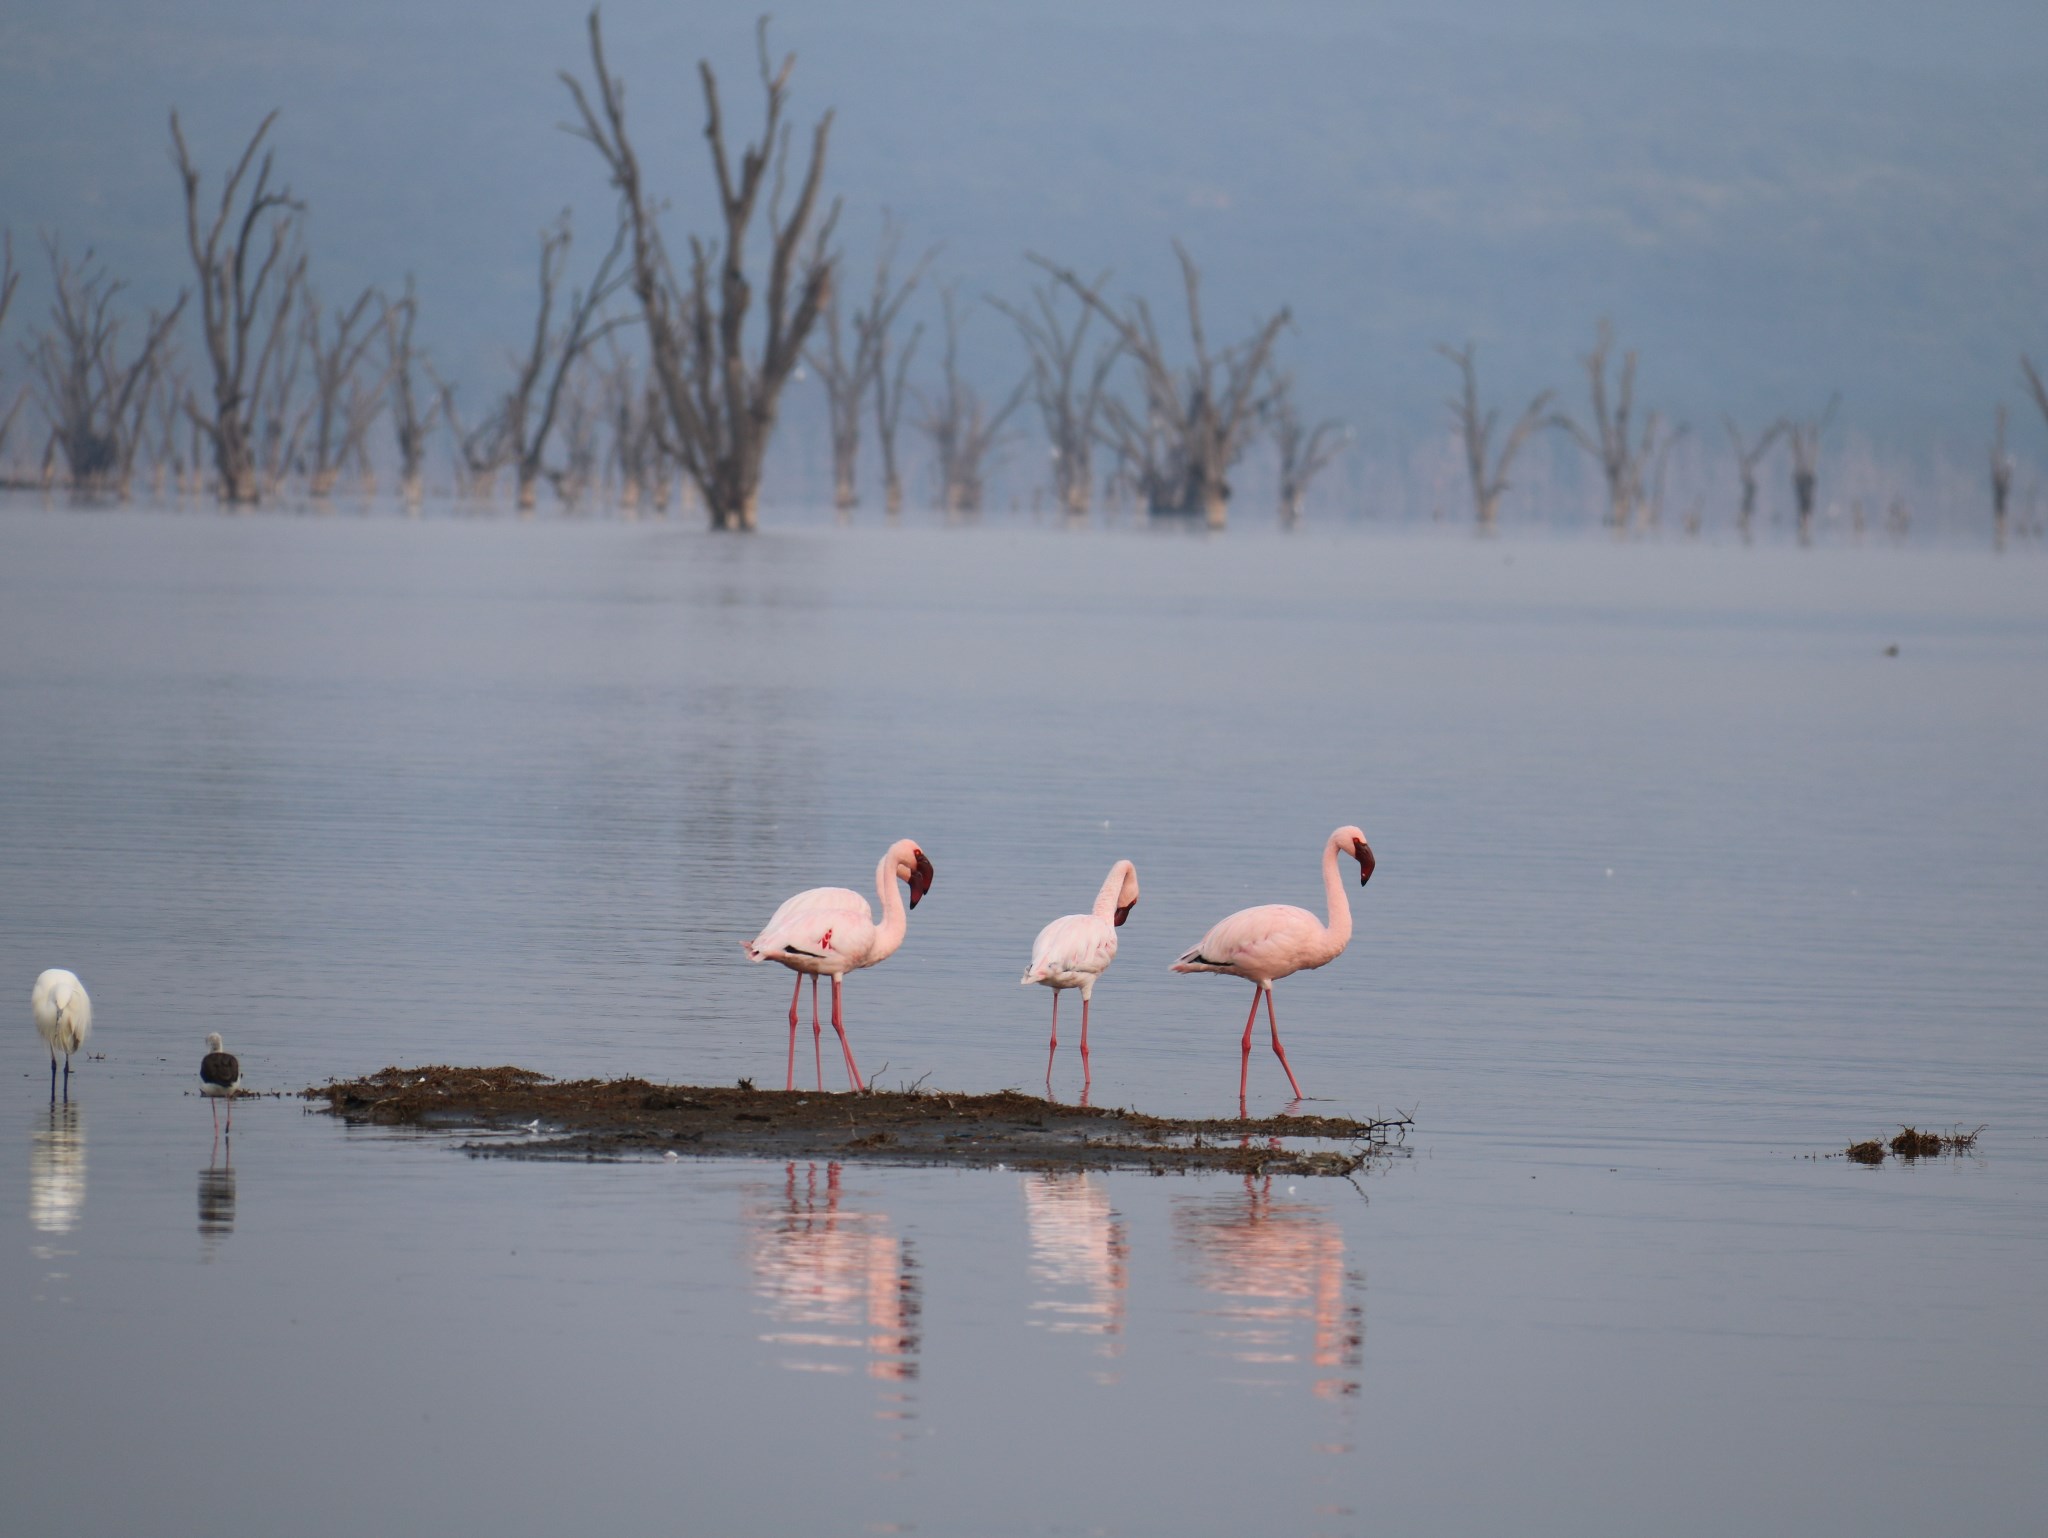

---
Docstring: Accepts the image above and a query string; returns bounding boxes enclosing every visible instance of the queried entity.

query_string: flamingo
[743,839,935,1093]
[1170,826,1375,1110]
[201,1032,243,1133]
[1022,860,1139,1095]
[31,969,92,1100]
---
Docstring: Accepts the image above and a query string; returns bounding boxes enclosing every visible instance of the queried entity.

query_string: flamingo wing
[1023,913,1117,986]
[1172,904,1322,978]
[746,887,876,967]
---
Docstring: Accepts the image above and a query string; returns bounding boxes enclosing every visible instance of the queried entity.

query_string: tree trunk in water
[310,467,339,498]
[214,421,260,505]
[517,469,540,511]
[401,472,423,506]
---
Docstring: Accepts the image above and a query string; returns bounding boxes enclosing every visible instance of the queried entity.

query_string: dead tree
[1034,244,1287,528]
[432,373,507,500]
[1785,395,1838,546]
[1262,368,1346,526]
[301,286,395,497]
[0,232,25,469]
[1436,342,1551,533]
[1991,404,2014,552]
[26,237,187,495]
[915,288,1025,515]
[254,279,313,497]
[385,276,440,503]
[2024,356,2048,437]
[1552,320,1684,533]
[171,109,307,504]
[149,368,189,497]
[1722,415,1785,545]
[496,214,628,508]
[806,215,934,512]
[872,308,921,516]
[562,10,840,529]
[991,276,1120,516]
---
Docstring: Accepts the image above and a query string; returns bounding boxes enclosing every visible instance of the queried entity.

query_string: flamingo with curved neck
[1022,859,1139,1099]
[1171,826,1374,1111]
[744,839,935,1092]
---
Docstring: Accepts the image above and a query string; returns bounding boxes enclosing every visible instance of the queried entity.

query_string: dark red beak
[1353,837,1375,886]
[1114,897,1138,927]
[908,849,935,909]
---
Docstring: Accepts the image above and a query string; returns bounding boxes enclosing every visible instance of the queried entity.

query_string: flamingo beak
[1114,897,1137,927]
[908,850,935,908]
[1353,837,1376,885]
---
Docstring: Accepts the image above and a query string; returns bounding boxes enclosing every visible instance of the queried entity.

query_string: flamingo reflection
[30,1102,86,1237]
[1021,1174,1128,1357]
[747,1162,921,1385]
[1173,1172,1362,1400]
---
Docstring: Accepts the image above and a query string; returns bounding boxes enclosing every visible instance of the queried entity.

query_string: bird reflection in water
[1021,1174,1128,1369]
[747,1161,922,1385]
[198,1146,236,1258]
[1173,1171,1363,1402]
[30,1102,86,1239]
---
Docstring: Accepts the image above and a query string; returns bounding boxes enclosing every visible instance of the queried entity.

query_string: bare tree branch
[1550,319,1683,534]
[992,275,1121,516]
[916,286,1026,515]
[1784,393,1839,546]
[1436,342,1551,533]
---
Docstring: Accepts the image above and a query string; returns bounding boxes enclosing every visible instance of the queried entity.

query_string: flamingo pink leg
[787,974,803,1091]
[830,975,866,1092]
[812,976,824,1092]
[1046,992,1060,1087]
[1079,997,1092,1106]
[1239,988,1262,1108]
[211,1097,220,1132]
[1264,988,1304,1100]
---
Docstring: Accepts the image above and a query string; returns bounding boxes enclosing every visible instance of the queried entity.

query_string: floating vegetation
[1837,1125,1984,1164]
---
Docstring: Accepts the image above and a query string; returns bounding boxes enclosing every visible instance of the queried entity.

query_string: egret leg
[787,974,803,1092]
[829,976,865,1092]
[812,976,825,1092]
[1264,989,1304,1100]
[1045,993,1060,1089]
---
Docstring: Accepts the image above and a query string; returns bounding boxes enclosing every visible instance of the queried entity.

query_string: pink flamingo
[1171,826,1375,1110]
[1021,860,1139,1096]
[743,840,934,1093]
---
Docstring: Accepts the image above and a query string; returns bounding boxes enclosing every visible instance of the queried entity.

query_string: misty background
[3,0,2046,512]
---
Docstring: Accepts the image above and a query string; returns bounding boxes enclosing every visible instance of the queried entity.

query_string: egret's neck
[1320,836,1354,952]
[870,851,910,962]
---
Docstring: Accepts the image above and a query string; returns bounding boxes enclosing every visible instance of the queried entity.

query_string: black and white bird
[200,1033,242,1132]
[31,969,93,1100]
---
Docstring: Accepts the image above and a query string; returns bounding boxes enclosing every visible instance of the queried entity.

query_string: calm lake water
[3,499,2045,1537]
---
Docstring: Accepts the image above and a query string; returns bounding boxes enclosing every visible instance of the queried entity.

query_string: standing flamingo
[31,969,93,1101]
[1022,860,1139,1096]
[1170,826,1375,1110]
[743,840,935,1093]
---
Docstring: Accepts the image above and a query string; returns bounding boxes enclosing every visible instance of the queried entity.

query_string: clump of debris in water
[1841,1125,1983,1165]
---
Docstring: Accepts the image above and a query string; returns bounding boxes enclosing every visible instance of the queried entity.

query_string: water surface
[3,502,2044,1535]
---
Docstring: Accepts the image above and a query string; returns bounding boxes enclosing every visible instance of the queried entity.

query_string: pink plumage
[744,839,934,1092]
[1171,826,1375,1109]
[1022,860,1139,1098]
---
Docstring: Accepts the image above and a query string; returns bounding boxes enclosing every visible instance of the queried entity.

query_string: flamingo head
[1336,825,1375,886]
[902,844,935,909]
[1112,860,1140,926]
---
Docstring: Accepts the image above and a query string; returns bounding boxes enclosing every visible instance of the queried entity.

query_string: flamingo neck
[1090,861,1132,922]
[869,850,910,962]
[1320,835,1354,953]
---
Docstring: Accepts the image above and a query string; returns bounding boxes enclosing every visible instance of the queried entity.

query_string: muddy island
[304,1066,1412,1175]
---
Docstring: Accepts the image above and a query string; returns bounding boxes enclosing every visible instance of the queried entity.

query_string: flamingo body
[1024,860,1138,1097]
[744,839,934,1092]
[31,969,92,1098]
[1172,827,1374,1109]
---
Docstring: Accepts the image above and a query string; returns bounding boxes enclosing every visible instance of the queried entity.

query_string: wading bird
[201,1032,242,1133]
[1171,826,1375,1110]
[744,840,935,1093]
[1022,860,1139,1096]
[31,969,92,1100]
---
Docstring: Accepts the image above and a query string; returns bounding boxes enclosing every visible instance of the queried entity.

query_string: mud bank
[304,1066,1412,1175]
